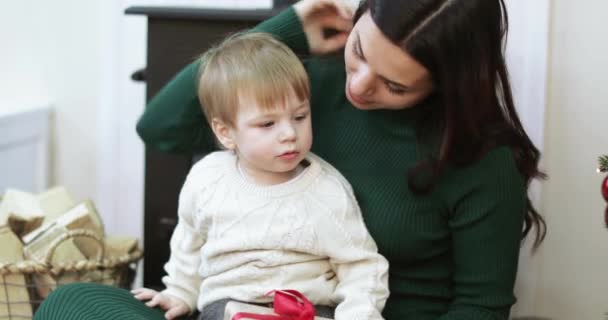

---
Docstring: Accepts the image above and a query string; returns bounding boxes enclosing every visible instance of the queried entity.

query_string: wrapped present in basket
[37,187,77,224]
[2,228,143,315]
[24,223,89,298]
[0,186,144,319]
[102,236,141,286]
[0,187,75,227]
[0,226,33,319]
[22,199,105,298]
[0,190,46,233]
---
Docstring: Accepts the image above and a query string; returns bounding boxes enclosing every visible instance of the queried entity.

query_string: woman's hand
[132,287,191,320]
[293,0,355,54]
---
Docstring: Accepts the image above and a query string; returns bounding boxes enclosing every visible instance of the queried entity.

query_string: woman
[35,0,545,319]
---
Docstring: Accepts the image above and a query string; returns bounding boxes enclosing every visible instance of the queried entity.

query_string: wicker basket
[0,229,143,319]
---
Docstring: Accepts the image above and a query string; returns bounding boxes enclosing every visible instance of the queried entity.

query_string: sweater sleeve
[438,148,526,320]
[136,7,307,154]
[318,184,390,320]
[161,170,207,312]
[136,61,216,154]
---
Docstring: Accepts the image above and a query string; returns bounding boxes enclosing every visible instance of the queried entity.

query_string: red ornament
[604,175,608,227]
[603,175,608,202]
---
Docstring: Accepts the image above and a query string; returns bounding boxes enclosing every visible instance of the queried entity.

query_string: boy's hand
[131,287,191,320]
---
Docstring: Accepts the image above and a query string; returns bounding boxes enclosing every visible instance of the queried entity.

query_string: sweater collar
[228,153,323,198]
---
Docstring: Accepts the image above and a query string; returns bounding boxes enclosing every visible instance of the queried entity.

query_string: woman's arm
[439,148,526,320]
[136,61,215,154]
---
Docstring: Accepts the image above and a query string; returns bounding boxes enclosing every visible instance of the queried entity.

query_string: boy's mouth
[278,151,299,161]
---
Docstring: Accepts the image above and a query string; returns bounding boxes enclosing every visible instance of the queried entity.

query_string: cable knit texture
[161,151,389,320]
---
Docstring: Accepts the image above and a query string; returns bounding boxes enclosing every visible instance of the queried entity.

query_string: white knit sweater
[161,151,389,320]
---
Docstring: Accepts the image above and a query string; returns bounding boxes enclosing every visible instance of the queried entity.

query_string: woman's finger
[296,0,354,21]
[320,32,350,52]
[318,14,353,33]
[333,0,356,19]
[313,0,354,19]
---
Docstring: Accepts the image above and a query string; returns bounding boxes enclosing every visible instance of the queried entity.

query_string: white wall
[96,0,147,242]
[0,3,53,113]
[0,1,146,241]
[1,1,102,200]
[535,1,608,319]
[504,0,551,316]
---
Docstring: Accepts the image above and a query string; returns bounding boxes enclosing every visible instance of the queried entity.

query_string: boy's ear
[211,118,236,150]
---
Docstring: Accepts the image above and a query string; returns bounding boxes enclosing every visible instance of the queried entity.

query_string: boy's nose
[279,124,296,142]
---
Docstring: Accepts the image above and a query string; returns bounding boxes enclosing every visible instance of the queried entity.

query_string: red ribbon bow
[232,290,316,320]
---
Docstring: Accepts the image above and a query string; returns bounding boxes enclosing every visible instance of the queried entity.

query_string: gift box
[224,301,332,320]
[223,290,332,320]
[0,226,33,318]
[37,186,77,224]
[53,200,104,258]
[0,189,45,226]
[23,223,88,299]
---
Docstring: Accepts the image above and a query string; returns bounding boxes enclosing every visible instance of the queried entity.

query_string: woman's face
[344,12,435,110]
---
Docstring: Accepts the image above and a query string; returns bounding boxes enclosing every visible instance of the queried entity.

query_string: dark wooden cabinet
[126,6,280,289]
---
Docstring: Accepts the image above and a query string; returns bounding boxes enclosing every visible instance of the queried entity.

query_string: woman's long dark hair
[355,0,546,249]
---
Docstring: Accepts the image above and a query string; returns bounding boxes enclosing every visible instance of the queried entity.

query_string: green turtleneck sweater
[136,7,526,320]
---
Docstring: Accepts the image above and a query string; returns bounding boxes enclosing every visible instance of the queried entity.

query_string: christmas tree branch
[599,154,608,173]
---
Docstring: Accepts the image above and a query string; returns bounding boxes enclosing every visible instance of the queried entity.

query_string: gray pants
[198,299,335,320]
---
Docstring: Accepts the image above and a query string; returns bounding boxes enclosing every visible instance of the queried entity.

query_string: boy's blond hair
[197,32,310,127]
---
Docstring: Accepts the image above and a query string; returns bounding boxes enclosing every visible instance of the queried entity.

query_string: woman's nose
[350,67,375,96]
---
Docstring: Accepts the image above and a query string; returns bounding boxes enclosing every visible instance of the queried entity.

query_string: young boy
[132,32,389,320]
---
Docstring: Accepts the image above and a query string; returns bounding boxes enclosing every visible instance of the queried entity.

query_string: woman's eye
[352,33,366,60]
[259,121,274,128]
[352,41,362,59]
[385,82,407,95]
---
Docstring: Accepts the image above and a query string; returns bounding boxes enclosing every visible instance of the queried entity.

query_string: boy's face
[222,90,312,185]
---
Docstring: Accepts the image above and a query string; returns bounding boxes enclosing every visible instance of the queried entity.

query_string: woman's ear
[211,118,236,150]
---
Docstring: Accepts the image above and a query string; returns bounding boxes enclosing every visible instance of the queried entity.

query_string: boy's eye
[258,121,274,128]
[295,113,309,121]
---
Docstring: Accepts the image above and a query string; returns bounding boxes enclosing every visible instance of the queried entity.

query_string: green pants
[34,283,167,320]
